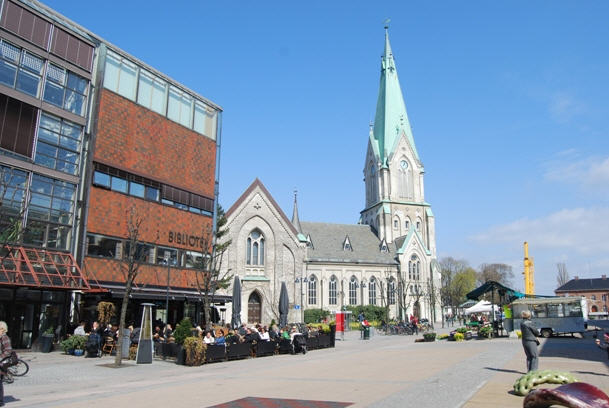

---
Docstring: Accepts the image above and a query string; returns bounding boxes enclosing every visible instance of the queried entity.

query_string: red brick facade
[94,89,216,196]
[85,89,216,289]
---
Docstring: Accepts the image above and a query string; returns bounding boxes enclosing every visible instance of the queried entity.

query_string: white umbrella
[464,300,500,315]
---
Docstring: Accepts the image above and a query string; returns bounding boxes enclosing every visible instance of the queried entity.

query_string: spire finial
[384,18,391,30]
[292,188,302,233]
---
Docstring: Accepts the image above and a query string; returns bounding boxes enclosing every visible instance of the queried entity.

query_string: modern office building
[0,0,223,347]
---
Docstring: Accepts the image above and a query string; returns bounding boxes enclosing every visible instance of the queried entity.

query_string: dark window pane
[145,186,159,201]
[67,72,87,93]
[16,69,40,96]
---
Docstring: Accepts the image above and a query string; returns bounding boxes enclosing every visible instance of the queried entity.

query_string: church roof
[371,27,419,166]
[301,222,397,265]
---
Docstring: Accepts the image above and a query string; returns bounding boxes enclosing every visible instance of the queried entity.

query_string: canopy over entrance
[466,280,524,304]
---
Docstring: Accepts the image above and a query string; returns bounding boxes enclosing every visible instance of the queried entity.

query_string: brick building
[555,276,609,318]
[0,0,223,347]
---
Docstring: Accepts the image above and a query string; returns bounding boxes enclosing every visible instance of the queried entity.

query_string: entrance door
[248,292,261,324]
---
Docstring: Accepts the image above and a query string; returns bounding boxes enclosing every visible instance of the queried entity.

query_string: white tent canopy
[464,300,500,315]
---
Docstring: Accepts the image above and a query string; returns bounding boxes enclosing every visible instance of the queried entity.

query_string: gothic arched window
[388,278,396,305]
[246,229,265,266]
[329,276,337,305]
[368,277,377,305]
[409,254,420,281]
[308,275,317,305]
[349,276,358,305]
[398,158,413,199]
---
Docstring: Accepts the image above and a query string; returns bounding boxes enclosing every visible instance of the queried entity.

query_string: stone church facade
[219,29,440,325]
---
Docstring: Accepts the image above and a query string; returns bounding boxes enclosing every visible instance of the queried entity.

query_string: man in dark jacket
[594,332,609,358]
[520,310,541,372]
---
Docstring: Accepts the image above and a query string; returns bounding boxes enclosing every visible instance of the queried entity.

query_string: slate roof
[300,221,397,265]
[555,278,609,292]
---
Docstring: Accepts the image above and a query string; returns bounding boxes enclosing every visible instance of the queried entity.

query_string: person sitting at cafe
[243,327,260,343]
[215,329,226,345]
[74,321,86,336]
[203,331,215,344]
[280,327,290,340]
[163,324,173,341]
[269,324,280,341]
[259,327,270,341]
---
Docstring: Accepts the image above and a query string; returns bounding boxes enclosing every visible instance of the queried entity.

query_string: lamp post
[165,252,170,325]
[294,276,308,323]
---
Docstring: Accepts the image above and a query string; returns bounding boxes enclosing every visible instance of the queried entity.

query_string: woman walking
[520,310,541,372]
[0,321,13,406]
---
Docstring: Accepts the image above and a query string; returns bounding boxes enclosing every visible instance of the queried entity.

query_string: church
[220,28,440,326]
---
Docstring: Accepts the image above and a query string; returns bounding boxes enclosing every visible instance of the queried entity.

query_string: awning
[466,280,524,303]
[464,300,500,315]
[97,282,232,303]
[0,245,103,292]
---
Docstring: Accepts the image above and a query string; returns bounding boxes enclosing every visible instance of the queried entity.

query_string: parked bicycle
[1,355,28,383]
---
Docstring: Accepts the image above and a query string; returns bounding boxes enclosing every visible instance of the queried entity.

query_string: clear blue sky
[44,1,609,295]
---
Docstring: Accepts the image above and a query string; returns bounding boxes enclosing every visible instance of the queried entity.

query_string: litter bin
[362,325,370,340]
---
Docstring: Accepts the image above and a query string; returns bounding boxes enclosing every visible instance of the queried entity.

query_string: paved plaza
[4,329,608,408]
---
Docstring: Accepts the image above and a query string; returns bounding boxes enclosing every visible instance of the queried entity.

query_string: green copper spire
[371,26,419,166]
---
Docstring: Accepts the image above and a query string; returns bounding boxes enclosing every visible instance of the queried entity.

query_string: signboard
[294,305,300,310]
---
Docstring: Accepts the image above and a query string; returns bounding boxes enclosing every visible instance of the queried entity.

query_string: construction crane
[523,241,535,296]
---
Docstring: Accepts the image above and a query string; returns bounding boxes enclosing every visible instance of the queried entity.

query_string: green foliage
[60,335,88,352]
[345,305,387,322]
[304,308,330,324]
[270,319,276,327]
[308,323,332,334]
[174,317,193,345]
[478,325,493,337]
[456,327,469,334]
[423,332,436,341]
[454,332,465,341]
[183,336,205,366]
[44,326,54,335]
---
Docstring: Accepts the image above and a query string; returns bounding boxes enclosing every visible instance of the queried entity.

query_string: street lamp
[294,276,308,322]
[165,252,171,325]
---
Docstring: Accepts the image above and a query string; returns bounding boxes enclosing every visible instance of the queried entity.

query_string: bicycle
[0,355,29,381]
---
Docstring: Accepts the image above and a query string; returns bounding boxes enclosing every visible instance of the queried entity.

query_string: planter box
[175,345,185,365]
[226,342,251,360]
[318,334,332,348]
[306,336,319,350]
[40,334,54,353]
[205,344,227,363]
[278,339,292,354]
[255,341,277,357]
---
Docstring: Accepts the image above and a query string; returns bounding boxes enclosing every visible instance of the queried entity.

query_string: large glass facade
[0,40,44,98]
[35,113,82,175]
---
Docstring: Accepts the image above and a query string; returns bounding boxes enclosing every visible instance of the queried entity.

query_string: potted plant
[478,325,493,339]
[60,336,75,355]
[72,335,87,356]
[173,318,193,365]
[40,327,55,353]
[454,332,465,342]
[423,332,436,342]
[183,336,205,366]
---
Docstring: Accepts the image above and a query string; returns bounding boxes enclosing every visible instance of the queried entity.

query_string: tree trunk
[114,279,132,366]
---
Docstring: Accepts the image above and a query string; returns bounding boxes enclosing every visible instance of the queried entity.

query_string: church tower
[361,27,438,311]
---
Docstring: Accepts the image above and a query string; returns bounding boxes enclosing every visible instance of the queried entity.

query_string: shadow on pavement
[573,370,609,377]
[540,336,608,365]
[484,367,526,375]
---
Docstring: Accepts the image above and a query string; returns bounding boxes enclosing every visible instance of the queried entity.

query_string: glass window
[129,181,145,198]
[145,186,159,201]
[349,277,357,305]
[547,304,564,318]
[156,247,178,266]
[308,275,317,305]
[124,241,154,263]
[246,229,265,266]
[183,251,203,268]
[329,277,337,305]
[35,113,82,175]
[388,279,396,305]
[194,102,218,140]
[368,278,377,305]
[103,51,136,101]
[43,64,88,116]
[110,176,127,193]
[0,41,43,97]
[137,70,167,115]
[531,303,547,318]
[87,234,122,258]
[93,171,110,188]
[564,302,583,317]
[591,295,596,300]
[167,86,193,128]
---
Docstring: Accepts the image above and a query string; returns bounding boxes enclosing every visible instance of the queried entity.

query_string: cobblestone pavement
[4,328,608,407]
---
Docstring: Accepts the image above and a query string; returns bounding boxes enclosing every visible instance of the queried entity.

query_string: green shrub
[304,308,330,324]
[454,332,465,341]
[174,317,193,345]
[308,323,331,334]
[344,305,387,322]
[456,327,468,334]
[478,326,493,337]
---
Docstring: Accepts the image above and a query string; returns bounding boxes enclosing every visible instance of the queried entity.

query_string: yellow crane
[523,241,535,296]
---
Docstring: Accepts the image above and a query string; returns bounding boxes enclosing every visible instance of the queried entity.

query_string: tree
[114,207,146,366]
[477,263,514,287]
[0,166,28,258]
[193,205,232,331]
[556,263,569,288]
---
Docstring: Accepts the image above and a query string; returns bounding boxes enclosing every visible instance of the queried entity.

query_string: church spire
[291,189,302,233]
[371,25,419,166]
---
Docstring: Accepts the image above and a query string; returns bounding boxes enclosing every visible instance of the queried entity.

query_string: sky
[43,1,609,295]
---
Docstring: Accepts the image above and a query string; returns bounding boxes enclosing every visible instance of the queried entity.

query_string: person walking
[594,332,609,358]
[0,321,13,407]
[520,310,541,372]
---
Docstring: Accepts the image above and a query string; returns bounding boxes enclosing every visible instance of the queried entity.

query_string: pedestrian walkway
[3,329,608,407]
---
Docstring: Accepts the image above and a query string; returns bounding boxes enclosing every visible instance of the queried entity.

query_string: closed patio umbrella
[279,281,289,328]
[231,276,241,329]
